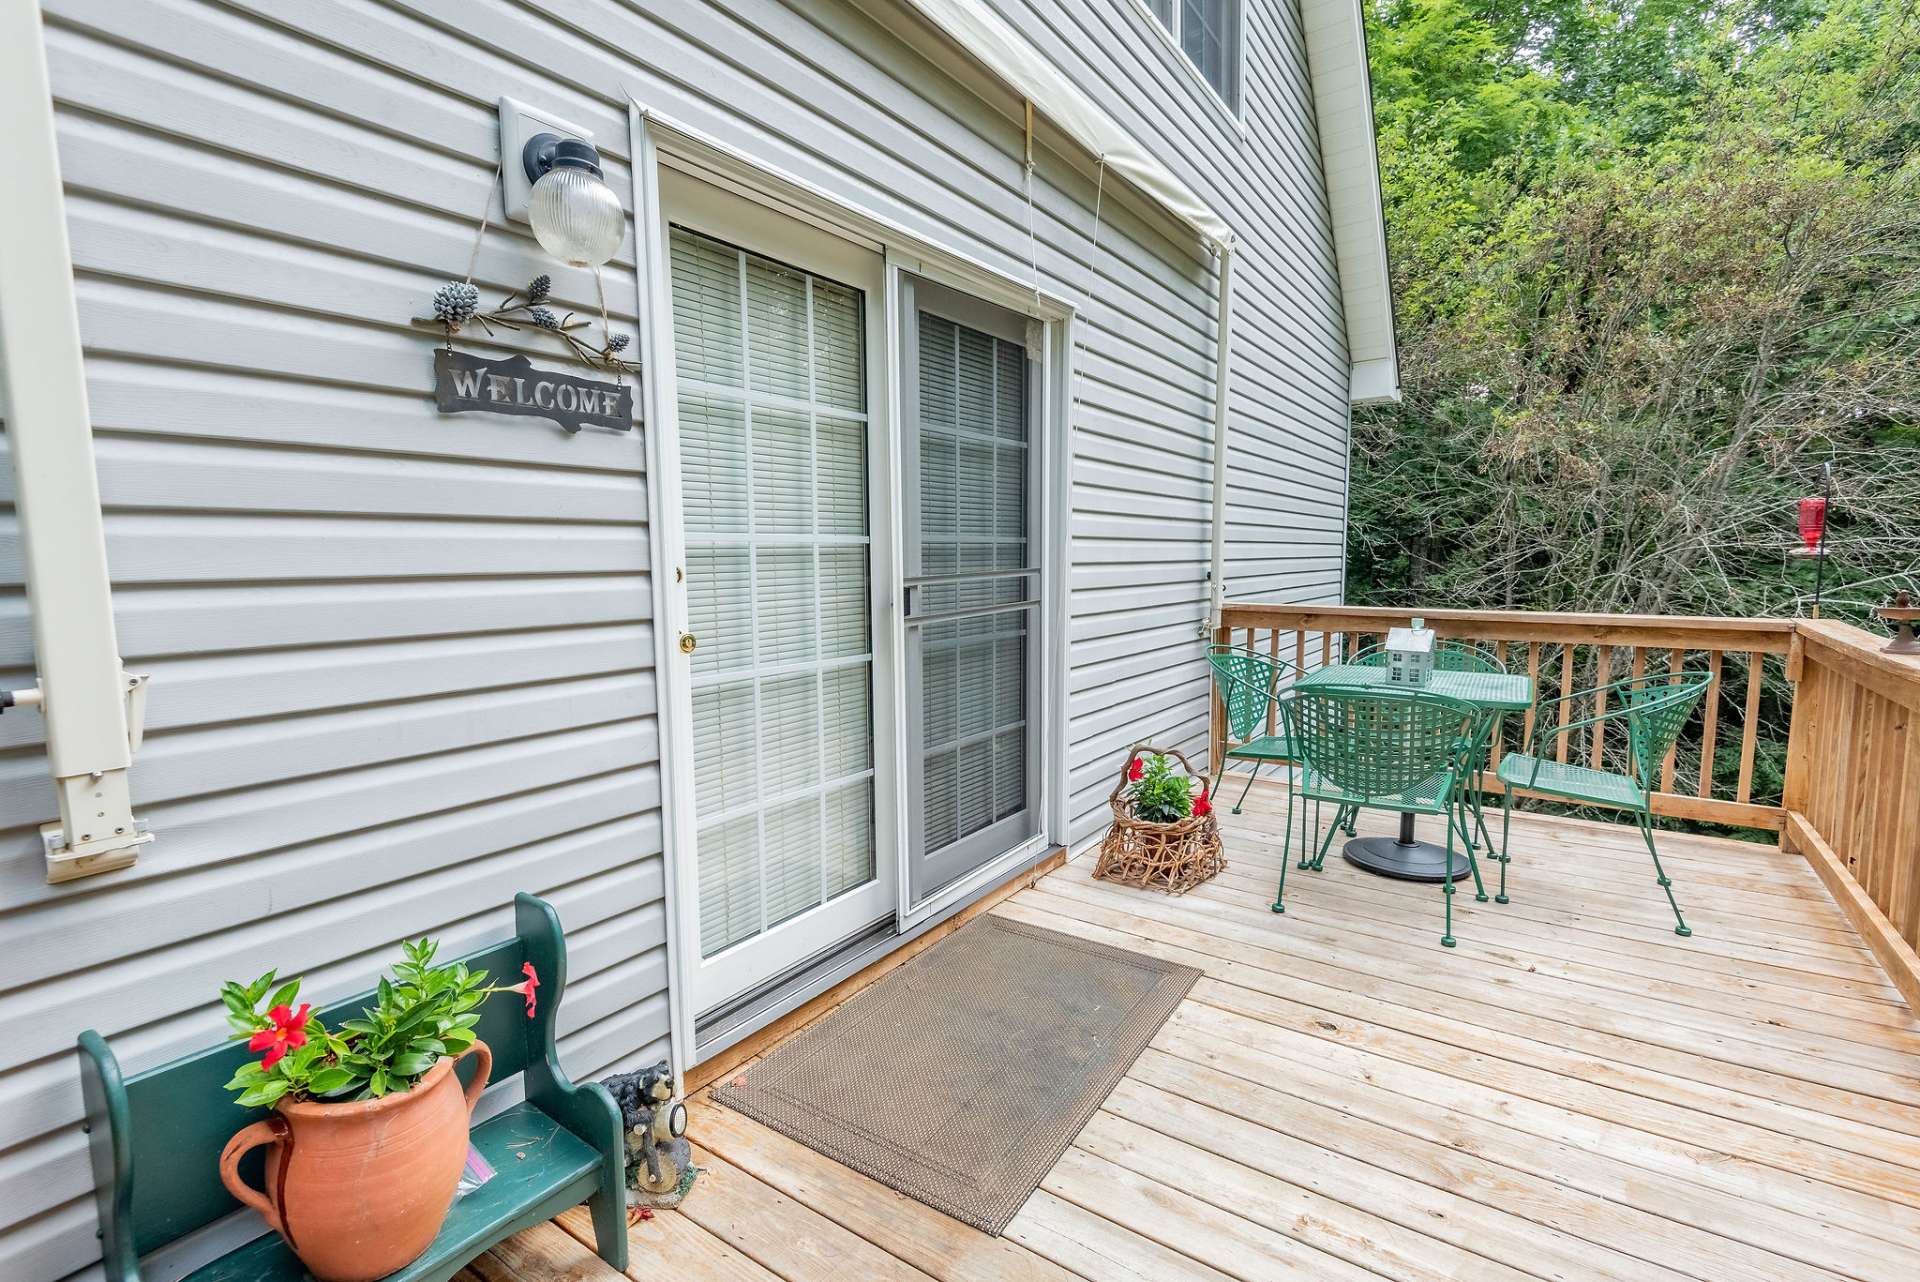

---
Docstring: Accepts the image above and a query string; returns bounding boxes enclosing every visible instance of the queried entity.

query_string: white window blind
[672,226,875,959]
[917,311,1029,855]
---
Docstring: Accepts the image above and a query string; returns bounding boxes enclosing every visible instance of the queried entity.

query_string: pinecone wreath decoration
[527,273,552,302]
[431,280,480,325]
[528,306,561,330]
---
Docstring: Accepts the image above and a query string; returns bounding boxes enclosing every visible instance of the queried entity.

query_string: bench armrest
[513,893,629,1273]
[78,1030,142,1282]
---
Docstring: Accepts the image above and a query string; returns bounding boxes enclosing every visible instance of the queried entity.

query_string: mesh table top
[1298,664,1535,711]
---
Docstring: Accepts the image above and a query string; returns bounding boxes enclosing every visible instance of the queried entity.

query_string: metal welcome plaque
[434,349,634,434]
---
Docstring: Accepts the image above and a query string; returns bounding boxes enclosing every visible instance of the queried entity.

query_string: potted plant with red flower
[1094,744,1225,893]
[216,939,538,1282]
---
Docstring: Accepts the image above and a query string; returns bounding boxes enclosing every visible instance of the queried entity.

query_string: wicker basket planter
[1093,744,1226,895]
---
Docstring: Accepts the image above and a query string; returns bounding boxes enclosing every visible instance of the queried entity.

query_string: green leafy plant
[1126,753,1210,823]
[220,939,537,1108]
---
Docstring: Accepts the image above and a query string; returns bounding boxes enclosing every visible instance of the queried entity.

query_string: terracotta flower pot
[219,1042,490,1282]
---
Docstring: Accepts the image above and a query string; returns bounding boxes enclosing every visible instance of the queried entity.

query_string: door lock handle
[679,633,698,655]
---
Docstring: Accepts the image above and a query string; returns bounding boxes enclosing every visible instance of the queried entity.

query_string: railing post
[1780,627,1811,830]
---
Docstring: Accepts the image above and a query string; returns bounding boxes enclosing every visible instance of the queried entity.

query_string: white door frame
[629,103,1076,1083]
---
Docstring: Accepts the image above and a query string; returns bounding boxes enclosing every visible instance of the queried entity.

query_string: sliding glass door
[900,277,1042,907]
[664,172,895,1014]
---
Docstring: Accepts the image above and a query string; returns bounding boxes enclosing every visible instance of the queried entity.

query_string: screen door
[665,171,895,1013]
[901,277,1042,906]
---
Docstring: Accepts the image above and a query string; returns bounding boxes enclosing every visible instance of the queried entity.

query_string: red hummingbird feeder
[1790,464,1834,618]
[1791,497,1827,559]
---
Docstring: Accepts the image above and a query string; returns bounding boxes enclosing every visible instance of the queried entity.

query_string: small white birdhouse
[1385,617,1436,687]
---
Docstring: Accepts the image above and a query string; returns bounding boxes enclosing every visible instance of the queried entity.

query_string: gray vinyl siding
[0,2,1352,1278]
[990,0,1352,844]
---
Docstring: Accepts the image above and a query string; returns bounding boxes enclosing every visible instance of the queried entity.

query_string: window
[1145,0,1241,110]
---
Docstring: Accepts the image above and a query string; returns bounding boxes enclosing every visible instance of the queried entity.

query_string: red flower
[519,962,539,1020]
[1128,757,1145,781]
[1193,795,1213,818]
[248,1002,310,1071]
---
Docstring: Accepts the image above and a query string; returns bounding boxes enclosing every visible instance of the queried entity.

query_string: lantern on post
[1386,617,1436,687]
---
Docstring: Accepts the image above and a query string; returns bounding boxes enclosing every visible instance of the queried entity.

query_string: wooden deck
[474,789,1920,1282]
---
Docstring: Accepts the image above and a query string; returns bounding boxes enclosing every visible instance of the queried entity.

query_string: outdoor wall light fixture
[522,132,625,269]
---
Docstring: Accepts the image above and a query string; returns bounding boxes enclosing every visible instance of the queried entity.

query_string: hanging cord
[1022,157,1042,308]
[1069,155,1108,423]
[594,266,612,349]
[462,164,502,286]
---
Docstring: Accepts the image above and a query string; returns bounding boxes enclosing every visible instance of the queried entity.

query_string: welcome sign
[434,349,634,434]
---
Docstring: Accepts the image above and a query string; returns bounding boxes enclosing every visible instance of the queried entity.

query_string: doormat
[711,913,1201,1234]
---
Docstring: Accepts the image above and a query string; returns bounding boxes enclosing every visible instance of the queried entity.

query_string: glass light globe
[528,163,626,268]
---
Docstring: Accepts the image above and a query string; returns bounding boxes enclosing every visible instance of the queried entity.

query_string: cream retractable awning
[900,0,1234,249]
[900,0,1398,405]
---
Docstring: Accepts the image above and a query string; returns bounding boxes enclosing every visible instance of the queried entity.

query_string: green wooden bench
[76,893,630,1282]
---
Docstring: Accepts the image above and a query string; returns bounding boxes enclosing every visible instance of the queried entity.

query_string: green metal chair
[1206,644,1321,876]
[1333,639,1504,848]
[1494,674,1713,935]
[1206,643,1303,815]
[1433,640,1506,852]
[1280,687,1482,946]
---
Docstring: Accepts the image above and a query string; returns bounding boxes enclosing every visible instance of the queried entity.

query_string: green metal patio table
[1295,664,1534,881]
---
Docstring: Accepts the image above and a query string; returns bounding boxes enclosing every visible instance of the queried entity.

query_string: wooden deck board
[515,798,1920,1282]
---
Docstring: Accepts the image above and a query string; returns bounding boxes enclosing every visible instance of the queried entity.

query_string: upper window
[1147,0,1242,110]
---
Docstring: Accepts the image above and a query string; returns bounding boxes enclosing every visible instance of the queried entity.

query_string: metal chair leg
[1233,760,1262,814]
[1441,817,1458,948]
[1639,807,1692,936]
[1274,778,1295,913]
[1312,807,1343,869]
[1495,785,1513,904]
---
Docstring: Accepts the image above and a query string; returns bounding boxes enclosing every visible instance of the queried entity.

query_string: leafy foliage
[221,939,515,1108]
[1129,753,1199,823]
[1353,0,1919,627]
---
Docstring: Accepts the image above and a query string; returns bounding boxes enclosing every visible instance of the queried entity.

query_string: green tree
[1351,0,1920,626]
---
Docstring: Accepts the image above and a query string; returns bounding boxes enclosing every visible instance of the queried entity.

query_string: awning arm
[0,3,153,882]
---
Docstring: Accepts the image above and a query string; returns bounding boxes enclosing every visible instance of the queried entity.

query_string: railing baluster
[1591,644,1611,769]
[1524,642,1541,752]
[1556,643,1575,764]
[1697,650,1723,798]
[1295,628,1306,680]
[1492,641,1510,772]
[1266,627,1280,736]
[1661,648,1684,793]
[1737,653,1765,804]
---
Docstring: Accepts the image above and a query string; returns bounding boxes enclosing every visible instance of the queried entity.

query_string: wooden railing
[1781,619,1920,1010]
[1212,604,1920,1011]
[1213,604,1794,831]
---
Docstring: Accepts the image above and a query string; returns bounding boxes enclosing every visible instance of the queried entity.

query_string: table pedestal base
[1341,814,1470,882]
